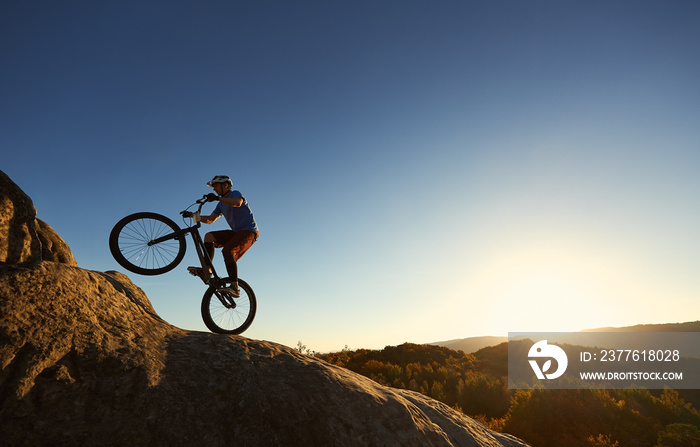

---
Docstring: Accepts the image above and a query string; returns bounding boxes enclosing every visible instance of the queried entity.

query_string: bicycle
[108,195,256,335]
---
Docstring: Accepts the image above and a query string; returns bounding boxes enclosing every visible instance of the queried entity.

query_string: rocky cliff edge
[0,171,530,447]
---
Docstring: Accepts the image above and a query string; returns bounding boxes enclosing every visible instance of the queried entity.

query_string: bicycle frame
[148,197,224,286]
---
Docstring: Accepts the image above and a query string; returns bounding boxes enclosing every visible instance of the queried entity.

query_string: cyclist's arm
[218,196,244,207]
[200,213,221,224]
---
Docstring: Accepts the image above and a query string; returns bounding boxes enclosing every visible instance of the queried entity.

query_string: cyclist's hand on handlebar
[205,193,219,202]
[181,211,194,218]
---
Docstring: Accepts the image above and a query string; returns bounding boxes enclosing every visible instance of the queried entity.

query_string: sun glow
[460,240,642,333]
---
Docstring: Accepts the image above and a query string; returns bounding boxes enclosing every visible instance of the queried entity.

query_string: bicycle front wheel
[201,279,257,335]
[109,212,186,275]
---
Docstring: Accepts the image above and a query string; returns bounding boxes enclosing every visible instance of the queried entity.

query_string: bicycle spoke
[212,298,244,328]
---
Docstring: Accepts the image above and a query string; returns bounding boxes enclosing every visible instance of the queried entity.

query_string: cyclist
[188,175,259,297]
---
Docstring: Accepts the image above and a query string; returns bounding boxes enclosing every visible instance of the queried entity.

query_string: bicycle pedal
[187,267,210,284]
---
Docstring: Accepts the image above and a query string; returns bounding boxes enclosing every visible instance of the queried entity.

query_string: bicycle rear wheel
[109,212,186,275]
[201,279,257,335]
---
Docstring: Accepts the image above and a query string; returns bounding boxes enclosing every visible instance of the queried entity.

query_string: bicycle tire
[109,212,187,275]
[201,279,257,335]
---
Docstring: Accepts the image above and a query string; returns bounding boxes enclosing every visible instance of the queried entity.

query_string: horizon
[2,1,699,353]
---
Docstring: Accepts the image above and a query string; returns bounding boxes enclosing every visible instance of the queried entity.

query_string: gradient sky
[2,1,699,352]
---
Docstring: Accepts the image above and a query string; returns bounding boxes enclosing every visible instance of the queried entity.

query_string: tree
[656,423,700,447]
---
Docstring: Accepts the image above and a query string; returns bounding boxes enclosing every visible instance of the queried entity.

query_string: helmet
[207,175,232,187]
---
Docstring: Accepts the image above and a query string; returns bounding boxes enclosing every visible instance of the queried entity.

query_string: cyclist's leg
[204,230,235,282]
[190,231,226,282]
[221,230,258,282]
[224,255,237,284]
[202,233,217,271]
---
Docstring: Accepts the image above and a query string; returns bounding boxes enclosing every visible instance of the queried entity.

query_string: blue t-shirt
[213,190,259,232]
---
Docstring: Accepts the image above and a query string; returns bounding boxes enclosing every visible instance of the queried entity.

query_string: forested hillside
[317,343,700,447]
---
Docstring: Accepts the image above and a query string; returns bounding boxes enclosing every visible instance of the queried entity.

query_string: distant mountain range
[429,336,508,354]
[581,320,700,332]
[428,321,700,353]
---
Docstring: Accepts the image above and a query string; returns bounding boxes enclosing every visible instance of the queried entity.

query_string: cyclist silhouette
[189,175,259,297]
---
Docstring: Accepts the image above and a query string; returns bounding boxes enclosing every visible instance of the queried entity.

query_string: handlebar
[179,194,215,220]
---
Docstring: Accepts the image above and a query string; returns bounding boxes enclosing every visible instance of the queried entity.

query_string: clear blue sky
[2,1,699,352]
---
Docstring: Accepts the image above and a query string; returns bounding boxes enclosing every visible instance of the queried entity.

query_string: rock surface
[0,171,77,266]
[0,171,530,446]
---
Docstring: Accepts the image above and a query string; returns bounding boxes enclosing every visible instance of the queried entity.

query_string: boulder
[0,170,77,266]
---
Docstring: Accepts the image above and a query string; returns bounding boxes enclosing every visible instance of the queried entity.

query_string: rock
[0,170,77,266]
[0,172,530,446]
[35,218,78,266]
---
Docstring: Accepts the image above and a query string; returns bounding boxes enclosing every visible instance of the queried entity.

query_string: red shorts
[208,230,258,262]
